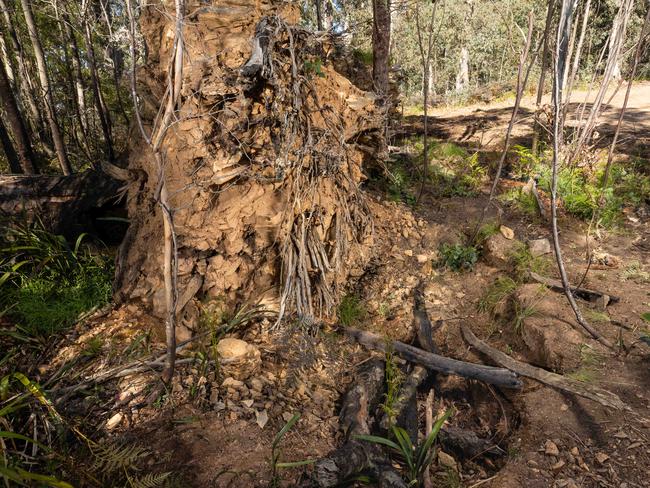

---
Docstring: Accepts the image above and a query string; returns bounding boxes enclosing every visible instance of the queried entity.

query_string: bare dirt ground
[403,81,650,162]
[42,84,650,487]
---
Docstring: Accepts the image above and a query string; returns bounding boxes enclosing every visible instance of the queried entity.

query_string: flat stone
[217,338,251,359]
[528,238,552,257]
[545,440,560,456]
[255,409,269,428]
[438,451,457,470]
[500,225,515,240]
[595,452,609,464]
[106,412,123,430]
[222,377,245,388]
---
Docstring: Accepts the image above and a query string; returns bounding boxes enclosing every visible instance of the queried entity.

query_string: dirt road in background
[411,82,650,161]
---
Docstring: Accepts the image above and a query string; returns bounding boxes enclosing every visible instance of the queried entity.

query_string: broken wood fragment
[529,271,619,305]
[530,178,547,220]
[344,328,522,389]
[461,324,626,410]
[378,365,428,435]
[312,359,407,487]
[339,359,386,437]
[414,288,438,354]
[439,426,504,459]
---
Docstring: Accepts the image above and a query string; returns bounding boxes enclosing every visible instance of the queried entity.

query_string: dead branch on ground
[461,324,626,410]
[529,271,619,305]
[344,328,522,388]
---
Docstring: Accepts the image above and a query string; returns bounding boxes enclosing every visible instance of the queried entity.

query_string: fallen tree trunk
[0,170,123,238]
[461,324,626,410]
[529,271,620,305]
[344,328,523,389]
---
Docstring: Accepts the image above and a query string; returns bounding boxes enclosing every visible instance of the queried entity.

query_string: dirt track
[417,81,650,160]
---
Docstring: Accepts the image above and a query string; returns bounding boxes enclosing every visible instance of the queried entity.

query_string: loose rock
[527,238,552,257]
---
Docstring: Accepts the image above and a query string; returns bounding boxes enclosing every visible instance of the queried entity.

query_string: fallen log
[529,271,619,305]
[339,359,386,437]
[461,324,626,410]
[312,359,407,488]
[344,328,523,389]
[0,170,123,239]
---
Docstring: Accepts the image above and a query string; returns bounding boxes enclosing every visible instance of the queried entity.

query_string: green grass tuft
[0,220,113,337]
[338,294,367,327]
[478,277,517,315]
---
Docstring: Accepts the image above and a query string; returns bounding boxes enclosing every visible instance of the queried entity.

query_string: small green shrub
[438,243,478,272]
[475,222,500,245]
[270,413,314,488]
[510,145,541,180]
[387,165,417,206]
[499,187,539,217]
[303,57,325,78]
[352,48,373,65]
[338,294,366,326]
[512,302,537,335]
[355,410,453,485]
[381,350,404,425]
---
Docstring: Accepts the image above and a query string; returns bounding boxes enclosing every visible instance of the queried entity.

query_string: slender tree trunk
[0,33,15,85]
[455,46,470,92]
[372,0,391,95]
[0,60,35,174]
[20,0,72,175]
[455,0,473,93]
[566,0,592,100]
[551,0,612,349]
[315,0,323,30]
[0,118,22,173]
[0,1,43,145]
[60,11,89,149]
[531,0,556,155]
[83,17,115,162]
[415,1,438,203]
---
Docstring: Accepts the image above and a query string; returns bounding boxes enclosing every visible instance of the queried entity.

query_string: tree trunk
[20,0,72,175]
[0,0,42,139]
[566,0,592,101]
[0,118,22,174]
[0,59,36,174]
[315,0,323,30]
[455,46,470,93]
[60,9,89,151]
[83,16,115,163]
[455,0,473,94]
[115,2,384,333]
[372,0,391,95]
[531,0,556,155]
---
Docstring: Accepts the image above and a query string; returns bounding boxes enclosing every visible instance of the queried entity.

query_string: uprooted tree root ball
[115,2,385,335]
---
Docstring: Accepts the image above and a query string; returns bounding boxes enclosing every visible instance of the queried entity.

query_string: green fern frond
[91,442,149,474]
[128,472,172,488]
